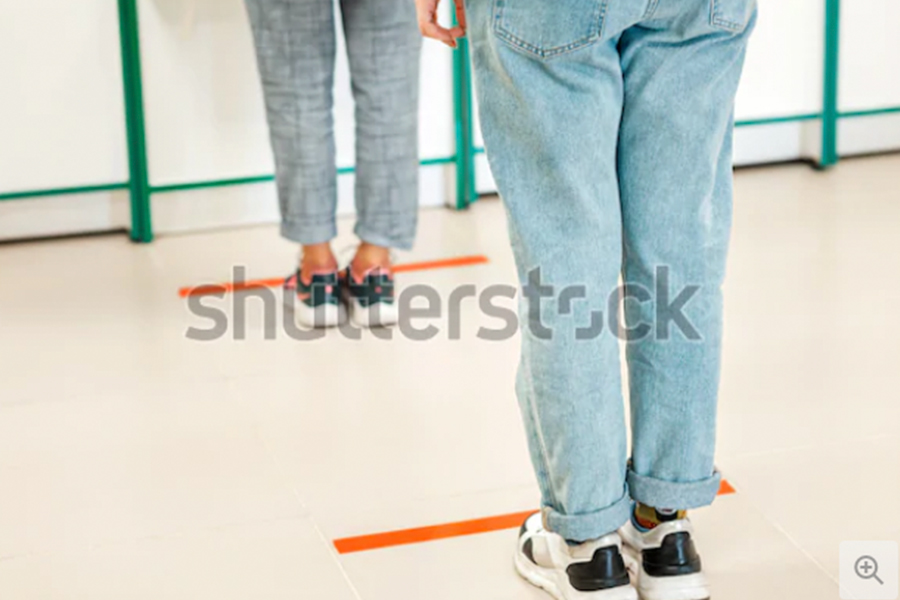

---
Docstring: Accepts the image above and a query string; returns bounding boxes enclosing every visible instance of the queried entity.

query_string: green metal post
[820,0,841,168]
[118,0,153,242]
[452,17,477,210]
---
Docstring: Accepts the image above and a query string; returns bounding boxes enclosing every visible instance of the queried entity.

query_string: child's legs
[246,0,339,245]
[341,0,421,251]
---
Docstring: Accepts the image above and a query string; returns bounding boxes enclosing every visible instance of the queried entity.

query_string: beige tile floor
[1,155,899,598]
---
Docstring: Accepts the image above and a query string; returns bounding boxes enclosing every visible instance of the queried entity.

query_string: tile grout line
[225,379,366,600]
[768,517,840,586]
[719,432,896,591]
[266,453,367,600]
[721,474,841,588]
[307,515,367,600]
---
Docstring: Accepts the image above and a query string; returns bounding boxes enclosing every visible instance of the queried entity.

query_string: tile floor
[1,155,899,599]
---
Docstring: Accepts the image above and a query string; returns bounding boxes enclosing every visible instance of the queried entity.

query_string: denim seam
[491,0,609,60]
[530,401,560,510]
[710,0,744,31]
[643,0,661,20]
[712,17,743,30]
[523,365,561,511]
[597,0,610,43]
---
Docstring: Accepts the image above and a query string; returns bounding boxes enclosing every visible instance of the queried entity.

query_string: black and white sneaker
[342,266,398,328]
[284,270,345,328]
[619,517,709,600]
[515,512,638,600]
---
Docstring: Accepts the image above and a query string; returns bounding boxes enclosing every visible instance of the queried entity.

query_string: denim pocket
[492,0,608,59]
[709,0,756,32]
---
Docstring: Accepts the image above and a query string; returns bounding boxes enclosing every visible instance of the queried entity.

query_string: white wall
[0,1,130,238]
[140,0,455,185]
[736,0,824,121]
[138,0,456,234]
[1,0,899,240]
[837,0,900,156]
[839,0,900,114]
[0,0,456,241]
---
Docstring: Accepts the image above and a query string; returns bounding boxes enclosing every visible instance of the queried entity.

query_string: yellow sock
[634,503,687,531]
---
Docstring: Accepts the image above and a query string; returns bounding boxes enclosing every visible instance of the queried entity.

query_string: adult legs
[467,0,632,542]
[616,4,756,509]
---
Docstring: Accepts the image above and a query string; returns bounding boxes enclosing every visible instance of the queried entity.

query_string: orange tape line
[393,255,489,273]
[334,480,735,554]
[178,255,490,298]
[718,479,736,495]
[334,510,536,555]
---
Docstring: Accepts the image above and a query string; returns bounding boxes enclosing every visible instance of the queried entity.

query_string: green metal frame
[0,183,129,202]
[820,0,841,168]
[452,15,478,210]
[4,0,900,240]
[118,0,153,242]
[840,106,900,119]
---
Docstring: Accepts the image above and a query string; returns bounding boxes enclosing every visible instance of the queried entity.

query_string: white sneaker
[284,271,345,328]
[515,512,638,600]
[619,517,709,600]
[342,266,398,328]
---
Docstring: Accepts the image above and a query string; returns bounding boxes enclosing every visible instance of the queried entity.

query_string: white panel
[138,0,275,186]
[839,113,900,156]
[151,182,280,235]
[420,30,456,161]
[839,0,900,112]
[473,76,485,149]
[139,0,455,189]
[475,154,495,196]
[734,121,821,166]
[735,0,824,120]
[0,2,128,193]
[0,192,130,241]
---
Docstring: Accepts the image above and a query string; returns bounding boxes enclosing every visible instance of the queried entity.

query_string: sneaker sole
[515,551,639,600]
[346,297,398,329]
[294,302,346,329]
[622,547,710,600]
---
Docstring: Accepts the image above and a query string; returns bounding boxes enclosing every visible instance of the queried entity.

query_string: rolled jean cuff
[542,489,633,543]
[281,218,337,246]
[627,467,722,510]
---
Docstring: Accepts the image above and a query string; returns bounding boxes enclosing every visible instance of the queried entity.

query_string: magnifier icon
[855,555,885,585]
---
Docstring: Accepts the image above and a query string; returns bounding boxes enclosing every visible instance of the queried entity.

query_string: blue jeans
[467,0,756,542]
[246,0,421,249]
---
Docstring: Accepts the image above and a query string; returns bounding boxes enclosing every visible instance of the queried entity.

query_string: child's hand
[415,0,466,48]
